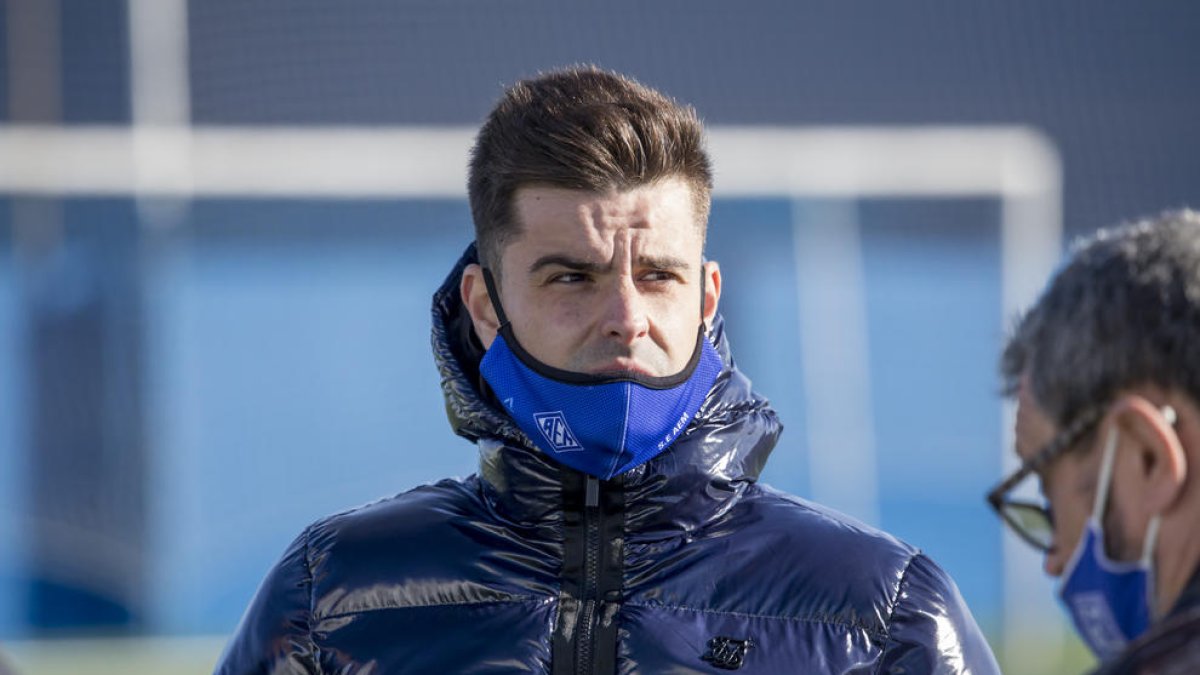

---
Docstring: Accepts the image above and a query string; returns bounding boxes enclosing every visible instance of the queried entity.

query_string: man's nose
[600,278,649,342]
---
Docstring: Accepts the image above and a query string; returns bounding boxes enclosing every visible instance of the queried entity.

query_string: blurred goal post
[0,123,1062,669]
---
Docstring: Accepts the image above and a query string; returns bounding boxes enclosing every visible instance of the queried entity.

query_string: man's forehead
[512,180,696,218]
[504,181,703,262]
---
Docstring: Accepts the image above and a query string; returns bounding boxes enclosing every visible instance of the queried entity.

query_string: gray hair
[1002,209,1200,425]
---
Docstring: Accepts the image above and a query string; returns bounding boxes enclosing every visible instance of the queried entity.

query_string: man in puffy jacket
[216,66,999,674]
[988,210,1200,674]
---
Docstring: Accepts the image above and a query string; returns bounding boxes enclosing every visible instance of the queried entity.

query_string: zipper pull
[585,475,600,508]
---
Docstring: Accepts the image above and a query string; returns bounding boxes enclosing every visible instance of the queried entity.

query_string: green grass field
[2,636,225,675]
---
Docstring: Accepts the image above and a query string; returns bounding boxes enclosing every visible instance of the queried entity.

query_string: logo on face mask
[533,411,583,452]
[1067,591,1129,657]
[658,412,691,451]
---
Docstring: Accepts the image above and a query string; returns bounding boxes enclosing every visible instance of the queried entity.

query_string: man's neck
[1165,564,1200,619]
[1155,504,1200,620]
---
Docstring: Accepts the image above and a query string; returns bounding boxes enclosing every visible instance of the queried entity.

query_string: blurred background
[1,1,1199,673]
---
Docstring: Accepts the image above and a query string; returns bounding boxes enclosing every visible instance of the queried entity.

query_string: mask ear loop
[1141,517,1161,566]
[1094,414,1166,617]
[1139,405,1175,568]
[1095,405,1178,522]
[1137,406,1178,616]
[1092,425,1121,519]
[480,267,511,330]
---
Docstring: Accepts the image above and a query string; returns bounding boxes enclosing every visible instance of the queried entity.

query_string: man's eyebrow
[528,253,692,275]
[637,254,691,271]
[528,255,608,275]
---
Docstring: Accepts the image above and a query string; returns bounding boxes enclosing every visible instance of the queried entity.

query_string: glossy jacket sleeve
[214,528,319,675]
[879,553,1001,674]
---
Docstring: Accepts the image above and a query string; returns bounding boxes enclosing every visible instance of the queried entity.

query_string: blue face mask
[477,267,723,480]
[1057,426,1160,661]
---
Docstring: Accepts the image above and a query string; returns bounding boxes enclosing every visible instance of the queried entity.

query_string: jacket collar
[431,243,782,535]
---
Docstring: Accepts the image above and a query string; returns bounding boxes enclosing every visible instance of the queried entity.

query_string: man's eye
[642,270,678,283]
[549,272,588,284]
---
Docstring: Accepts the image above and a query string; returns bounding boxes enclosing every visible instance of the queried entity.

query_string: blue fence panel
[146,200,479,632]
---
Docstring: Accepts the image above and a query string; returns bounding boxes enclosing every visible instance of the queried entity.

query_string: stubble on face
[497,179,708,377]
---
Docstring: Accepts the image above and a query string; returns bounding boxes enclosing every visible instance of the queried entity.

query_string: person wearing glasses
[988,209,1200,674]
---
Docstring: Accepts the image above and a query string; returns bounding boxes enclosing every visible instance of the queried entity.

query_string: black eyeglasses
[985,406,1105,553]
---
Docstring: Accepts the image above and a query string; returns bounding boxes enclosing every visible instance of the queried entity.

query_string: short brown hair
[467,66,713,272]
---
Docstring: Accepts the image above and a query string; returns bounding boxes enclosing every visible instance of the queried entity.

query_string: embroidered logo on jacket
[702,636,753,670]
[532,411,582,452]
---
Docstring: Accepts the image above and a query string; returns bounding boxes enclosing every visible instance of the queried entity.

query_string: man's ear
[702,260,722,331]
[461,263,499,349]
[1109,394,1188,520]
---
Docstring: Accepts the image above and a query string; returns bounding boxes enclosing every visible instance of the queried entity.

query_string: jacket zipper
[578,475,601,674]
[553,472,621,675]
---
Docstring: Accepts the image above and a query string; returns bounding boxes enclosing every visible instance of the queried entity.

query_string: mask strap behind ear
[481,267,511,329]
[1138,405,1174,566]
[1141,516,1161,566]
[1093,425,1120,518]
[1094,411,1167,567]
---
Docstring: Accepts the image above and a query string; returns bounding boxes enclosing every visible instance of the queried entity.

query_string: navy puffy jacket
[215,246,1000,674]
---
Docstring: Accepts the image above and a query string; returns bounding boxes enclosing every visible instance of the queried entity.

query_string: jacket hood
[431,243,782,536]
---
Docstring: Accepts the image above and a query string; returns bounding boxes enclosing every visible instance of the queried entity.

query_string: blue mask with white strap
[1057,421,1165,661]
[478,267,722,480]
